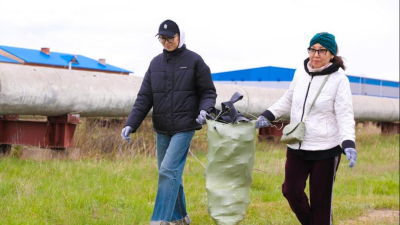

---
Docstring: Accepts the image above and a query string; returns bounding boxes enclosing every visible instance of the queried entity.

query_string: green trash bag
[204,92,256,225]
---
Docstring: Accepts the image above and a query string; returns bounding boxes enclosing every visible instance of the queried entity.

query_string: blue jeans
[151,130,195,223]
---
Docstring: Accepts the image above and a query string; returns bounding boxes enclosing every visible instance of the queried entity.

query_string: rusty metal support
[0,144,11,155]
[258,121,289,141]
[378,122,400,134]
[0,114,79,149]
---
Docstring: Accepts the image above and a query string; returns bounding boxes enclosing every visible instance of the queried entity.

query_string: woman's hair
[331,45,346,71]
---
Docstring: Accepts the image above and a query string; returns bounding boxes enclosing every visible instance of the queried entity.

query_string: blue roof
[0,45,132,73]
[213,66,295,82]
[0,54,21,64]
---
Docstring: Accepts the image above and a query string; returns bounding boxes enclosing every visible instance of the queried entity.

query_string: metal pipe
[0,63,399,122]
[0,64,140,117]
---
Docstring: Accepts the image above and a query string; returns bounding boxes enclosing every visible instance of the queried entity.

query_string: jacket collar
[163,44,186,61]
[303,58,340,76]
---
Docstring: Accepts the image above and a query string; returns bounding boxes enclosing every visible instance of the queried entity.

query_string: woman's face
[308,43,334,69]
[159,33,180,51]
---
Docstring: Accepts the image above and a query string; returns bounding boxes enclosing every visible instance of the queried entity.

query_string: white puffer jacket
[269,65,355,151]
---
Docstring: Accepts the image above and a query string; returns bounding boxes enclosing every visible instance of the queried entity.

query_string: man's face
[159,34,180,51]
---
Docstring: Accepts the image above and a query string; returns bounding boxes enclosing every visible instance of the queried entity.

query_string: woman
[121,19,217,225]
[256,32,357,225]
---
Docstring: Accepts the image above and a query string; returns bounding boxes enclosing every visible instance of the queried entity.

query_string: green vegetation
[0,120,398,224]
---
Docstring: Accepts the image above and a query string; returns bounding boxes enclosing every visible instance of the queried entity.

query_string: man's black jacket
[125,45,217,135]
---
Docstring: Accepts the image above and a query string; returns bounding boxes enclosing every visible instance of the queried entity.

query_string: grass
[0,120,398,224]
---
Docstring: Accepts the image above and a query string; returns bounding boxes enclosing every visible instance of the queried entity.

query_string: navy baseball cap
[155,20,180,38]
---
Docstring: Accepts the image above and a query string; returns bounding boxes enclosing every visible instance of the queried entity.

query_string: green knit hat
[309,32,337,55]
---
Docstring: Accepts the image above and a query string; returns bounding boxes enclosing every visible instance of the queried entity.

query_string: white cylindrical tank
[0,63,140,117]
[0,63,398,122]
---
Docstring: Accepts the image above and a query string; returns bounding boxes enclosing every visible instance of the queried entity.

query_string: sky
[1,0,399,81]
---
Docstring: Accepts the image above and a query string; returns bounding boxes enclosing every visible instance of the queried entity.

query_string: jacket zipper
[171,58,175,134]
[298,75,314,150]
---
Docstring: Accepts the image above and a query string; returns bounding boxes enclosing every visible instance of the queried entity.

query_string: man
[121,19,217,225]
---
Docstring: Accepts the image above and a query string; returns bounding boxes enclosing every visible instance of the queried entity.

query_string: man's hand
[196,110,208,125]
[121,126,134,143]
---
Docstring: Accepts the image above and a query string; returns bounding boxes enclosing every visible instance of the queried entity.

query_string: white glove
[255,115,271,128]
[196,110,208,125]
[344,148,357,169]
[121,126,134,143]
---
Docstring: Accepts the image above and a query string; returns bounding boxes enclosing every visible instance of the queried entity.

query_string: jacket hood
[304,58,340,76]
[178,29,185,48]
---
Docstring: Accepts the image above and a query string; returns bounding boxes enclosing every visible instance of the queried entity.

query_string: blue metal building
[212,66,399,98]
[0,45,131,74]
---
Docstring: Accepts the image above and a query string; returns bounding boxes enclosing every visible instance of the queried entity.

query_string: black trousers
[282,150,341,225]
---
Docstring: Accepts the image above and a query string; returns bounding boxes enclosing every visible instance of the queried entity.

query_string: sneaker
[171,215,191,225]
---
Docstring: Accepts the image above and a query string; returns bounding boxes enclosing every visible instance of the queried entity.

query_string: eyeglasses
[308,48,328,56]
[158,35,178,43]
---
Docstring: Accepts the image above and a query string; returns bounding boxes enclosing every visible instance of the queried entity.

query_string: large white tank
[0,63,398,122]
[0,63,140,117]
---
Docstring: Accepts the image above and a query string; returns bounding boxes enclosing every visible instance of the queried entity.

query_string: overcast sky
[1,0,399,81]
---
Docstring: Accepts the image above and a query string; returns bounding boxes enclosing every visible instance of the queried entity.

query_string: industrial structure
[212,66,399,98]
[0,45,132,153]
[0,61,398,152]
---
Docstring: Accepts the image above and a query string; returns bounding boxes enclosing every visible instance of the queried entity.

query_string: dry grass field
[0,118,398,224]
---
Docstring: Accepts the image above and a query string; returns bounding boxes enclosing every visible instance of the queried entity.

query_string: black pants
[282,150,341,225]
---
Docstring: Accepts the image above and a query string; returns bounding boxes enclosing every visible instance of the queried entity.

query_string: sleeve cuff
[261,110,276,122]
[124,124,137,133]
[342,140,356,151]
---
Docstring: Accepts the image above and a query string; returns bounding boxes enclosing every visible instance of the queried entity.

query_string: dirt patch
[339,210,399,225]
